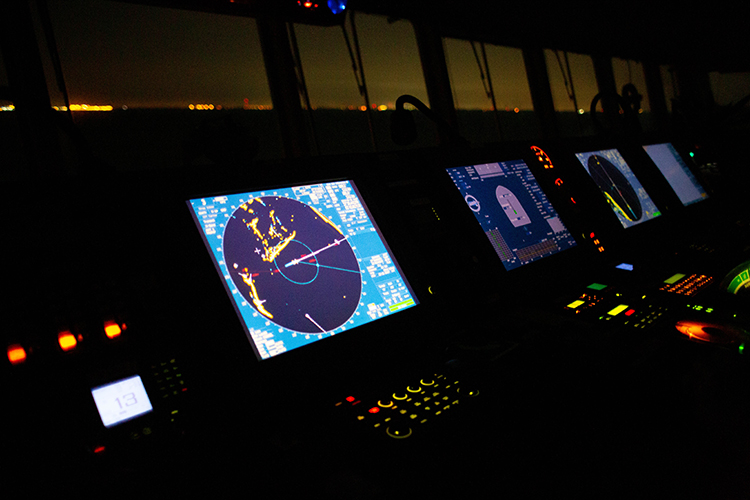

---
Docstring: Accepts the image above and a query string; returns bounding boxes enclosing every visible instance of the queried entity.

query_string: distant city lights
[52,104,114,111]
[189,104,222,110]
[0,102,538,113]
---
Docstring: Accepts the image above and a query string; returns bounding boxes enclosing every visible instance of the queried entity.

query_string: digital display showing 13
[91,375,153,428]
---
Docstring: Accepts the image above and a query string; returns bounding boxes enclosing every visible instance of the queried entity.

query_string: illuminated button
[420,379,435,386]
[386,426,412,439]
[407,386,421,393]
[587,283,607,291]
[368,407,380,414]
[103,321,122,339]
[624,309,636,316]
[393,393,408,400]
[567,300,586,309]
[378,400,394,408]
[607,305,629,316]
[345,396,355,402]
[7,344,27,365]
[58,331,77,351]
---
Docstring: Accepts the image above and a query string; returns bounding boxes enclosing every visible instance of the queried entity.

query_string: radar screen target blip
[188,180,418,360]
[575,149,661,229]
[447,159,577,272]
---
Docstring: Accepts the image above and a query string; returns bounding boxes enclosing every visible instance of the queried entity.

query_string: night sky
[4,1,745,111]
[39,0,592,111]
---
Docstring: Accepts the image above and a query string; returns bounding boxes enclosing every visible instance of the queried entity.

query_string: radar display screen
[575,149,661,229]
[643,143,708,206]
[447,159,577,272]
[188,180,418,360]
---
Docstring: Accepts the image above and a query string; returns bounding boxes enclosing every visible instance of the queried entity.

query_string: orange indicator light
[58,331,77,351]
[368,407,380,414]
[103,321,122,339]
[7,344,27,365]
[345,396,355,402]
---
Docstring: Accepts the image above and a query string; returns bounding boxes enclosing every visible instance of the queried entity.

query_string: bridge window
[443,39,540,143]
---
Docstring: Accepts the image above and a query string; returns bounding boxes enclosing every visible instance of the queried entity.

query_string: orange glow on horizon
[58,104,114,112]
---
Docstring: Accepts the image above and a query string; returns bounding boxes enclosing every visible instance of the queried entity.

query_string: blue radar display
[188,180,418,360]
[447,159,577,272]
[575,149,661,229]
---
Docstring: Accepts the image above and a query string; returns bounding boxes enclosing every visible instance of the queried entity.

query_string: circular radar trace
[222,196,362,334]
[587,155,642,222]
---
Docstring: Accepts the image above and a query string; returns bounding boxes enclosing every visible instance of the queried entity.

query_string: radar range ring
[222,195,362,334]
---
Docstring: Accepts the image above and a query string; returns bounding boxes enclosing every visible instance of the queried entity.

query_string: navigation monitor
[575,149,661,229]
[447,159,577,272]
[643,143,709,206]
[187,180,418,360]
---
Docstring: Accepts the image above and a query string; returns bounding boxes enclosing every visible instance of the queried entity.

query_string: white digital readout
[91,375,153,428]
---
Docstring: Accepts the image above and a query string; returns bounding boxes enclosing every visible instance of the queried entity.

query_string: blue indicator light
[328,0,347,14]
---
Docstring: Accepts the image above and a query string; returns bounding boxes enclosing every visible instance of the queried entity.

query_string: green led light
[739,343,745,355]
[587,283,607,291]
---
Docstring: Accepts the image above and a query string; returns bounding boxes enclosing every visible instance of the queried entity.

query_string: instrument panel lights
[58,331,77,352]
[104,321,123,339]
[7,344,27,365]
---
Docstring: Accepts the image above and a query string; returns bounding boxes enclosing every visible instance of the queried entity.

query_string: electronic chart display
[447,159,577,272]
[643,143,709,206]
[575,149,661,229]
[187,180,418,360]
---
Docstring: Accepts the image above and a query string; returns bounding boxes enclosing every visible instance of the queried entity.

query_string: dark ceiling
[112,0,749,72]
[353,0,748,72]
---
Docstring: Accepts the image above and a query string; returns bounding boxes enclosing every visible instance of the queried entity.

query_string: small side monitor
[643,143,709,206]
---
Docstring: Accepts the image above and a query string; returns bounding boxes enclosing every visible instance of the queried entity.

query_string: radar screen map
[188,180,418,360]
